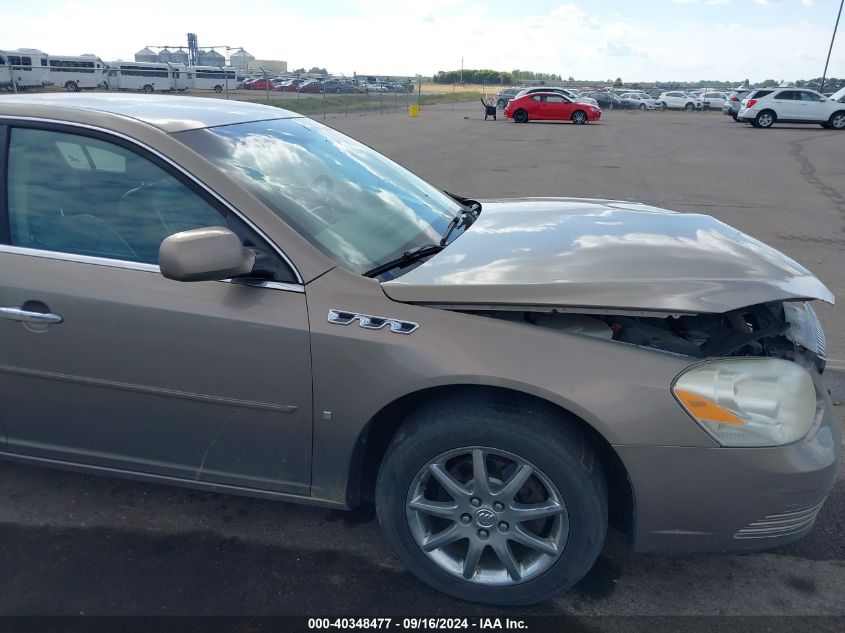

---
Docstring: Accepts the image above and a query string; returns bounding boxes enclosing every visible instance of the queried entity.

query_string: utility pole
[460,57,463,84]
[820,0,844,93]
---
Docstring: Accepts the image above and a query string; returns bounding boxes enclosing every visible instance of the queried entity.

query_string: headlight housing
[673,358,817,447]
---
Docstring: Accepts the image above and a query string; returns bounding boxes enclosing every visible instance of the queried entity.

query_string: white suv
[620,92,658,110]
[658,91,703,111]
[738,88,845,129]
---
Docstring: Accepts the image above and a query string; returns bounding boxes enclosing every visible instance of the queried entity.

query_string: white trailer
[0,49,50,90]
[185,65,236,92]
[105,61,179,93]
[48,54,107,91]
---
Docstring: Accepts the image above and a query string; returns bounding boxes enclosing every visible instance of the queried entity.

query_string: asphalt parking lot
[1,102,843,619]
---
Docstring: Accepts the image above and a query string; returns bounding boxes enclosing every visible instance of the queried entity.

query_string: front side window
[5,127,294,281]
[799,91,823,102]
[176,118,460,275]
[774,91,796,100]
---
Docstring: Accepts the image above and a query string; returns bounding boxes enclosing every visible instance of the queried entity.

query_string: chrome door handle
[0,307,63,324]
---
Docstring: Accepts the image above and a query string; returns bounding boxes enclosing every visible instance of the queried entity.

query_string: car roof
[0,93,299,133]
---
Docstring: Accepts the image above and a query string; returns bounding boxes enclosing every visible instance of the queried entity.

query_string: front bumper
[616,380,840,553]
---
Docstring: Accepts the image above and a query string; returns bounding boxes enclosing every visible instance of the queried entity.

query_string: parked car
[580,91,622,109]
[722,88,753,120]
[494,87,523,108]
[298,80,324,94]
[658,91,703,110]
[829,86,845,104]
[738,88,845,129]
[619,92,658,110]
[699,92,728,109]
[246,78,274,90]
[504,92,602,124]
[0,93,838,607]
[323,80,351,94]
[513,87,599,108]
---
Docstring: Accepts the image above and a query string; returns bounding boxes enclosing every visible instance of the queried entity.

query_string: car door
[770,90,800,120]
[0,123,313,495]
[796,90,828,121]
[544,94,568,119]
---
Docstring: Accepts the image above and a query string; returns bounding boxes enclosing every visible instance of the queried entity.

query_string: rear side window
[751,90,774,99]
[799,91,823,102]
[774,91,796,100]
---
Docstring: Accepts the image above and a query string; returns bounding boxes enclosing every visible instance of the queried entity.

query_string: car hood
[381,198,834,314]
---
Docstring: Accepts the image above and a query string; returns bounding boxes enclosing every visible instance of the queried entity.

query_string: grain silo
[229,48,255,72]
[198,49,225,66]
[134,47,158,63]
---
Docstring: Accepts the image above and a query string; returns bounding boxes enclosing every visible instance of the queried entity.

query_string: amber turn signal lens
[674,389,744,425]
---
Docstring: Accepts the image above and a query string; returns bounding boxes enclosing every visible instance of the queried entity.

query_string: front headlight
[672,358,817,447]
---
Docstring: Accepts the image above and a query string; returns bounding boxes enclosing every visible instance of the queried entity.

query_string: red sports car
[504,93,602,124]
[246,79,274,90]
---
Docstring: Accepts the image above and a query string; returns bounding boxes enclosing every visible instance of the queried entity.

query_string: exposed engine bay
[457,301,828,372]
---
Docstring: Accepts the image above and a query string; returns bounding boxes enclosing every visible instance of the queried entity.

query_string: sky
[0,0,843,82]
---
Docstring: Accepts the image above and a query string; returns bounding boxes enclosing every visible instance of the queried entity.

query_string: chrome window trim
[0,244,305,294]
[0,115,304,285]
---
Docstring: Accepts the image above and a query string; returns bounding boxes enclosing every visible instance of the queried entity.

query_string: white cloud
[0,0,842,82]
[801,0,815,5]
[706,0,731,5]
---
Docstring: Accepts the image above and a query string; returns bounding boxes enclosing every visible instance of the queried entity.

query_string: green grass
[249,91,484,115]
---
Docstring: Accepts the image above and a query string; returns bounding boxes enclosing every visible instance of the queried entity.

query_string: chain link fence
[1,59,497,118]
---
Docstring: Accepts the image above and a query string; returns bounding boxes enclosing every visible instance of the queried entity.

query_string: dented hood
[381,198,834,314]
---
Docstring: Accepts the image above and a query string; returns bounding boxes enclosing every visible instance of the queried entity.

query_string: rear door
[0,122,313,495]
[771,90,800,120]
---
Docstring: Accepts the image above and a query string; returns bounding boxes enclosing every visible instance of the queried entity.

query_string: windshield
[176,118,460,275]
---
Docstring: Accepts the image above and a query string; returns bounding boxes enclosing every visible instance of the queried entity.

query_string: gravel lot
[1,102,843,619]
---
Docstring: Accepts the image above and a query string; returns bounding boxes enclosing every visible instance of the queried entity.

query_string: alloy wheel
[406,447,569,586]
[831,113,845,130]
[757,112,774,128]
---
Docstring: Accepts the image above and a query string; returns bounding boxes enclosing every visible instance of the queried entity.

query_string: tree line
[433,70,844,92]
[433,69,562,84]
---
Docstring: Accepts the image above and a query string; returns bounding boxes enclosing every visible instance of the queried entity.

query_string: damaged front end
[455,301,828,371]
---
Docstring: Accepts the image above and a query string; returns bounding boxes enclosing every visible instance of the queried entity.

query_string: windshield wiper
[444,191,483,217]
[364,204,477,279]
[363,243,446,278]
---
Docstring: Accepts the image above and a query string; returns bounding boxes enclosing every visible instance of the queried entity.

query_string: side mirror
[159,227,255,282]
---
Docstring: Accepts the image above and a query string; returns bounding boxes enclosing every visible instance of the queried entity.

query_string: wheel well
[347,385,635,542]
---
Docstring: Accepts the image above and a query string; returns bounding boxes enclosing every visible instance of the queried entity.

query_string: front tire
[684,103,695,111]
[376,395,607,606]
[214,84,223,93]
[639,103,646,110]
[142,84,154,94]
[828,111,845,130]
[65,81,79,92]
[513,109,528,123]
[571,110,588,125]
